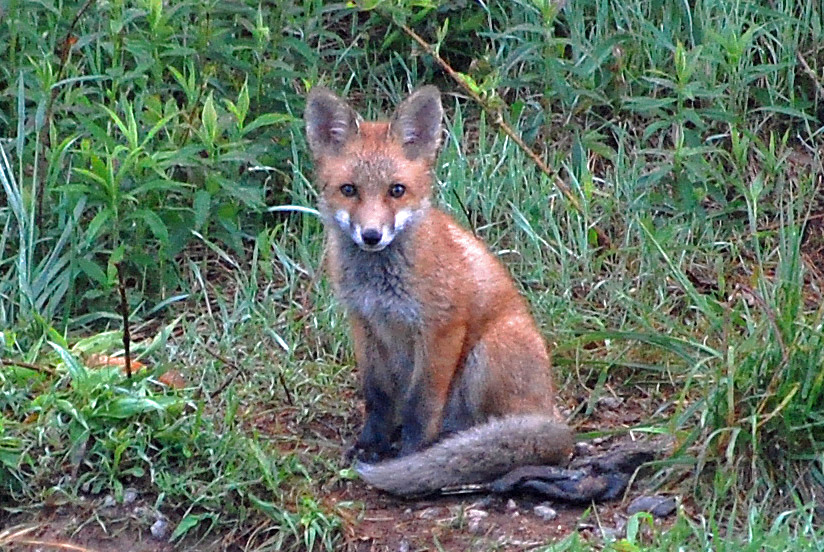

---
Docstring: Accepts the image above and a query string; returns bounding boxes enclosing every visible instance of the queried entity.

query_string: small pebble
[574,442,596,457]
[597,396,623,409]
[102,495,116,508]
[627,495,677,518]
[150,518,168,540]
[418,506,442,520]
[123,488,138,505]
[466,509,489,519]
[533,504,558,521]
[467,517,485,535]
[397,539,410,552]
[505,499,518,512]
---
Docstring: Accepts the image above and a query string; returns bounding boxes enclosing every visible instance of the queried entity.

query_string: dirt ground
[3,455,673,552]
[3,486,671,552]
[332,484,664,552]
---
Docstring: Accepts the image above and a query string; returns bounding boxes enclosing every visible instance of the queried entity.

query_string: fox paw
[343,441,397,465]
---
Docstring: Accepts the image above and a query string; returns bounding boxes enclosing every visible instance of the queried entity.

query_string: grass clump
[0,326,344,549]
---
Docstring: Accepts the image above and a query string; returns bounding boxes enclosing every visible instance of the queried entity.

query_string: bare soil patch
[333,485,637,552]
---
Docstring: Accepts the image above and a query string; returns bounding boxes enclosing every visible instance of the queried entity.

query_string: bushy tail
[355,415,574,497]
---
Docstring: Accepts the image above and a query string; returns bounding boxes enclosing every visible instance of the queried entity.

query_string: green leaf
[110,244,126,265]
[130,178,189,198]
[213,175,264,209]
[101,104,134,147]
[610,540,641,552]
[193,190,211,230]
[201,92,218,144]
[241,112,294,135]
[75,113,117,151]
[588,227,599,247]
[50,341,88,388]
[73,167,108,188]
[85,209,112,242]
[72,331,123,355]
[171,513,216,542]
[131,209,170,245]
[228,79,250,129]
[77,258,108,286]
[102,396,166,418]
[141,110,179,147]
[249,492,284,518]
[0,437,23,469]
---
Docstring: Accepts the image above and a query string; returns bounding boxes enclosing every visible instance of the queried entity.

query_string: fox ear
[305,86,360,158]
[390,86,443,160]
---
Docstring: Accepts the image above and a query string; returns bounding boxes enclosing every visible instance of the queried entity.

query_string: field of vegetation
[1,0,823,550]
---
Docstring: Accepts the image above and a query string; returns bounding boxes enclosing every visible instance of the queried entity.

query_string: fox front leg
[348,318,405,463]
[399,324,466,456]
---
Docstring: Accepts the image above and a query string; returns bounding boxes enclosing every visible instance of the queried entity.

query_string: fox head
[304,86,443,252]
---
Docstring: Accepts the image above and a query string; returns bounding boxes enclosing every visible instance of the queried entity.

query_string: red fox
[304,85,574,497]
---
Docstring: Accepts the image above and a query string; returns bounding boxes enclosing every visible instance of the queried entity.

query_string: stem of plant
[116,262,132,379]
[36,0,97,231]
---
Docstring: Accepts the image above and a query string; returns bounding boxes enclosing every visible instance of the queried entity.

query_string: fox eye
[339,183,357,197]
[389,183,406,199]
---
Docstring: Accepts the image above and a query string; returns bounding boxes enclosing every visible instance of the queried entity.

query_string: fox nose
[361,228,382,246]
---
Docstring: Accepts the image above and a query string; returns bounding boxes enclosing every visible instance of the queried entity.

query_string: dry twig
[0,359,55,376]
[796,51,824,99]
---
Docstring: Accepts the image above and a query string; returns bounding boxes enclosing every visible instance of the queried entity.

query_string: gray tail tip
[354,461,375,479]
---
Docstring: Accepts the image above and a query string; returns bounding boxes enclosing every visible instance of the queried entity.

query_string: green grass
[2,0,824,549]
[540,508,823,551]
